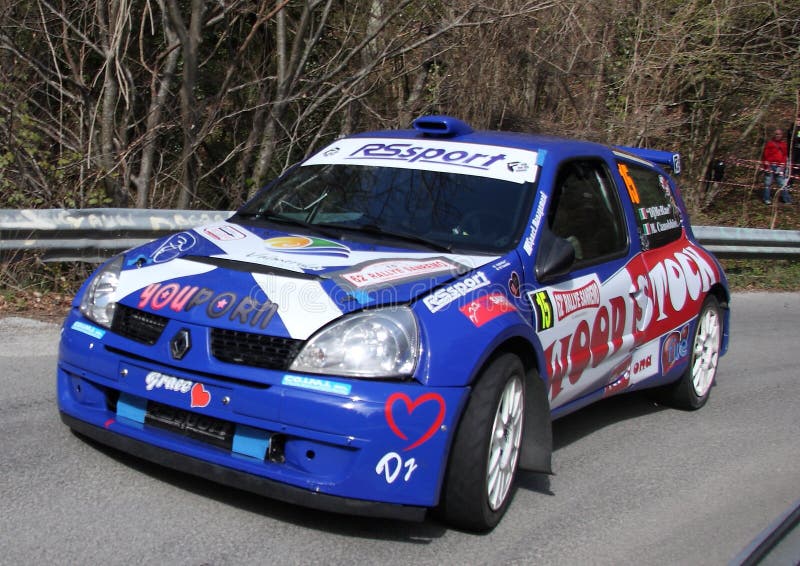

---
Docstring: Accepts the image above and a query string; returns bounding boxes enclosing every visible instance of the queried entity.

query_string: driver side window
[548,160,627,265]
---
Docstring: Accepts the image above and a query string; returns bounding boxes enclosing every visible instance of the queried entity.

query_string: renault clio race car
[57,116,730,531]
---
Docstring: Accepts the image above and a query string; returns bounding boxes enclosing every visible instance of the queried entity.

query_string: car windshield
[238,163,535,254]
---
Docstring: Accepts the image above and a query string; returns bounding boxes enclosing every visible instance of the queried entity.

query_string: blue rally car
[58,116,730,531]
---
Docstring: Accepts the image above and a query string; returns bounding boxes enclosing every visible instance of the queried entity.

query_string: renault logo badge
[170,329,191,360]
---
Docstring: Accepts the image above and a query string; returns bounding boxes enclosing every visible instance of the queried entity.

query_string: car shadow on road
[550,390,667,451]
[72,390,667,542]
[515,390,668,494]
[75,430,449,542]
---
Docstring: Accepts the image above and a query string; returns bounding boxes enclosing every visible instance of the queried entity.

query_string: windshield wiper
[233,209,341,240]
[318,222,453,253]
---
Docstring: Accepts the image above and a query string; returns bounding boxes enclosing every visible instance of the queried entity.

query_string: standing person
[761,127,792,204]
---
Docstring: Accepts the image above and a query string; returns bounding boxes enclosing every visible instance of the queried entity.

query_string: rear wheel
[438,353,525,531]
[660,295,722,410]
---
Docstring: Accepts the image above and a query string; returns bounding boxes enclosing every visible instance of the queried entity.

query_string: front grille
[211,328,303,369]
[112,304,169,344]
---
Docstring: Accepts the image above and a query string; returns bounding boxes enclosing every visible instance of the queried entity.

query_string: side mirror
[534,226,575,282]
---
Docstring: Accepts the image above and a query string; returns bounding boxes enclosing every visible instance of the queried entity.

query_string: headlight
[290,307,419,378]
[79,255,124,328]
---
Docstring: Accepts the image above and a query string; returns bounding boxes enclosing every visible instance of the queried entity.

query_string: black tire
[657,295,723,410]
[437,353,526,532]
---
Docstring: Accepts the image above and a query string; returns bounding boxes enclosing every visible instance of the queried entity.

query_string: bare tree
[131,0,181,208]
[1,0,797,216]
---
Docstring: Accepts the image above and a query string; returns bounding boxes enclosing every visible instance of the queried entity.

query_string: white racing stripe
[251,273,343,340]
[197,222,499,274]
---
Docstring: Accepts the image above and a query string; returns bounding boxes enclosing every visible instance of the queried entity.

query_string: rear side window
[616,161,682,250]
[548,159,627,265]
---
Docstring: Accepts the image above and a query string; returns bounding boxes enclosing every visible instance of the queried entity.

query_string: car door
[614,156,720,385]
[529,158,638,409]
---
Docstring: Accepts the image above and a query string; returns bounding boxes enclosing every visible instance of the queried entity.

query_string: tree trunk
[167,0,204,209]
[133,2,181,209]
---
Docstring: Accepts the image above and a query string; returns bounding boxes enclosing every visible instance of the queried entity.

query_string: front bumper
[57,310,470,518]
[60,412,426,521]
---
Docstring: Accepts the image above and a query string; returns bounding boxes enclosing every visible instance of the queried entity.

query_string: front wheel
[437,353,525,531]
[659,295,723,410]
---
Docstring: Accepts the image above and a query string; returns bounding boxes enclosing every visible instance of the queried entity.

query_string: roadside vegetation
[1,1,799,318]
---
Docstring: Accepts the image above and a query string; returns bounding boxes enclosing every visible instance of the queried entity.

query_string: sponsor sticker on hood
[333,257,467,290]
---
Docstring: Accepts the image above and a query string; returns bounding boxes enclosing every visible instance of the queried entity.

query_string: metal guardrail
[0,209,232,262]
[694,225,800,260]
[1,208,799,262]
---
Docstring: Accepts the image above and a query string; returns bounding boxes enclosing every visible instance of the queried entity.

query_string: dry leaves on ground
[0,290,71,323]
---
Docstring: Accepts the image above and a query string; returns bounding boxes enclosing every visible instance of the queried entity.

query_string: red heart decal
[190,383,211,408]
[385,392,446,451]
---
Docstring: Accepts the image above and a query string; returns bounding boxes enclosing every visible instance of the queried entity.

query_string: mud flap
[519,367,552,473]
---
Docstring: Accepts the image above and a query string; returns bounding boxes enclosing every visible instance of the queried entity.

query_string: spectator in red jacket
[761,128,791,204]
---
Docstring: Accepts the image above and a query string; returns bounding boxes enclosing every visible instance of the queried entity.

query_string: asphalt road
[1,292,798,566]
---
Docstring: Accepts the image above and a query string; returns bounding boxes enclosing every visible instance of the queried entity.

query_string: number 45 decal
[530,290,554,331]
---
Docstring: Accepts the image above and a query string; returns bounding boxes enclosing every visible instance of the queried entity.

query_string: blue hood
[112,222,501,340]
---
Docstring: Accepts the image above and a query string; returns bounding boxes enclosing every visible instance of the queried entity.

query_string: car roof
[348,125,611,159]
[346,115,678,173]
